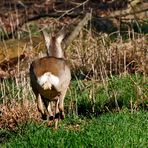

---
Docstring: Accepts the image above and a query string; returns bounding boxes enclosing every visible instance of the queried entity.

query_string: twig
[53,0,89,19]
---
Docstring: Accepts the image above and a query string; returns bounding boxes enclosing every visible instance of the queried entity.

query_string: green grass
[65,74,147,117]
[1,111,148,148]
[0,74,147,147]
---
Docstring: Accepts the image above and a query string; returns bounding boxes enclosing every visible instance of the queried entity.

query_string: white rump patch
[37,72,59,89]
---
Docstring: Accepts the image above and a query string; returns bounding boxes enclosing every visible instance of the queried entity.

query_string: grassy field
[0,74,148,147]
[0,16,148,147]
[1,111,148,148]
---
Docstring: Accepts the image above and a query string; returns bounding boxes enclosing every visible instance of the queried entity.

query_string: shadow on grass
[77,98,148,118]
[68,74,148,118]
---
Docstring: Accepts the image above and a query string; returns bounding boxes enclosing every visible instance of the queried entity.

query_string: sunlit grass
[1,111,147,148]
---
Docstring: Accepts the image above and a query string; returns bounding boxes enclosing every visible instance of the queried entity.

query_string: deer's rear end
[29,30,71,129]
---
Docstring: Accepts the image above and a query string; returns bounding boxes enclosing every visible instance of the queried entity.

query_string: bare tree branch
[64,13,91,48]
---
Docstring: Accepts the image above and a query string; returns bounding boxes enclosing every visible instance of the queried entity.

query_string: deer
[29,29,71,129]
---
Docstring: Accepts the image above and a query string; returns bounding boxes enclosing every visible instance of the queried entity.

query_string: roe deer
[29,30,71,129]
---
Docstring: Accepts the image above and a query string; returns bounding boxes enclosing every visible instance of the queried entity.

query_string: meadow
[0,18,148,147]
[0,74,147,147]
[1,111,148,147]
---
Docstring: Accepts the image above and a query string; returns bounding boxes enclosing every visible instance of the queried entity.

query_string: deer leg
[47,101,54,127]
[54,99,60,129]
[37,94,47,120]
[58,91,67,120]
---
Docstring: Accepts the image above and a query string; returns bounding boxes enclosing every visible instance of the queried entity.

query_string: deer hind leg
[46,101,55,127]
[54,98,60,129]
[37,94,47,120]
[47,101,54,119]
[59,91,67,120]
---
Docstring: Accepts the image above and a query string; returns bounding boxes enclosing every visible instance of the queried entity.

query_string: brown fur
[48,37,58,57]
[31,57,66,77]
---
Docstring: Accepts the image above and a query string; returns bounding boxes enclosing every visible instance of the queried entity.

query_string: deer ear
[56,33,64,45]
[42,30,51,50]
[56,27,66,44]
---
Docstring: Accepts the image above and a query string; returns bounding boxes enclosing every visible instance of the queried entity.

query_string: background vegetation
[0,0,148,147]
